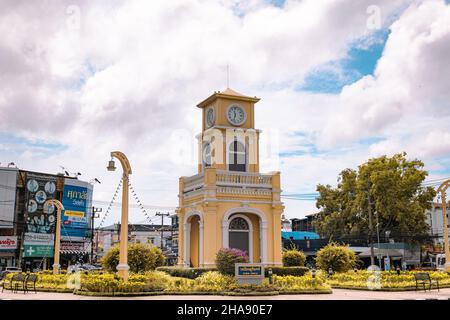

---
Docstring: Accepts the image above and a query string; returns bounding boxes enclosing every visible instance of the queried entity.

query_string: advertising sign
[0,168,18,229]
[60,241,86,253]
[24,173,57,234]
[61,179,93,240]
[0,236,18,250]
[23,233,54,258]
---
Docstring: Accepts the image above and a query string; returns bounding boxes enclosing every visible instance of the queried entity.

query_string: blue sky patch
[0,133,67,156]
[299,30,389,94]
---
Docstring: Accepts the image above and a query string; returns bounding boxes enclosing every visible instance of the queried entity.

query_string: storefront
[0,236,18,270]
[60,241,89,267]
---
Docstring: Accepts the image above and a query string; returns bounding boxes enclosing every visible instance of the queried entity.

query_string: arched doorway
[223,208,267,264]
[228,215,253,261]
[183,211,204,267]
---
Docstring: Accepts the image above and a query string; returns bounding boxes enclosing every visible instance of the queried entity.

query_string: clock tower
[176,88,284,268]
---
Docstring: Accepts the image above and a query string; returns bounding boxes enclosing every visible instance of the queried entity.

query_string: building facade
[427,201,450,245]
[94,223,175,262]
[176,88,284,268]
[0,166,93,271]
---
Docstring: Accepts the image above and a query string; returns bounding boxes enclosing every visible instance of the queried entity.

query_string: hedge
[266,267,309,277]
[157,267,218,279]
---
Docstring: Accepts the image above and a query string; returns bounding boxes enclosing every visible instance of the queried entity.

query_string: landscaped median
[327,270,450,291]
[0,270,331,297]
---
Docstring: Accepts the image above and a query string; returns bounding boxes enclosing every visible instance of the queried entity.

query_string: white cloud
[0,0,448,223]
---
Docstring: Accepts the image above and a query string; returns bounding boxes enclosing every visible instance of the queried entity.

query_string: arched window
[228,216,250,257]
[228,139,246,172]
[229,217,249,230]
[202,142,212,168]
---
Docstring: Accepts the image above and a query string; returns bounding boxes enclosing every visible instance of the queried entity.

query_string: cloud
[0,0,448,222]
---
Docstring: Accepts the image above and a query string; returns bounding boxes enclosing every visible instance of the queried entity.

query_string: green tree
[102,243,165,273]
[314,153,435,243]
[282,250,306,267]
[315,243,356,272]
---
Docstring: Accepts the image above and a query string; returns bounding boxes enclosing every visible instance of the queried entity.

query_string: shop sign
[0,236,18,250]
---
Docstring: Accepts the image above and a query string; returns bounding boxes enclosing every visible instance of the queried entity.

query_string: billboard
[0,168,18,229]
[23,172,57,258]
[23,233,54,258]
[61,179,93,241]
[24,173,58,234]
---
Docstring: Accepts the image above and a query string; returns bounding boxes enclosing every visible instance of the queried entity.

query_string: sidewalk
[1,288,450,300]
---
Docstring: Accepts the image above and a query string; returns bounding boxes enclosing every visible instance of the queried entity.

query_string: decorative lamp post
[107,151,132,282]
[437,179,450,272]
[47,199,64,275]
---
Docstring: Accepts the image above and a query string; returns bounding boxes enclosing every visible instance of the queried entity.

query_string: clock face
[206,107,215,128]
[227,104,246,126]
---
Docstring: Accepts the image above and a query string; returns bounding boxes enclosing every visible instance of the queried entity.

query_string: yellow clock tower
[176,88,284,267]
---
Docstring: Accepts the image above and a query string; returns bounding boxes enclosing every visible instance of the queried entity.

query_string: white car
[0,267,22,280]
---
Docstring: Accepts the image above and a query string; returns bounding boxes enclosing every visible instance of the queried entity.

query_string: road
[1,288,450,300]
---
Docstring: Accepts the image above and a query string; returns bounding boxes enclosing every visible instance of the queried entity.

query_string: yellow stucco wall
[189,215,200,267]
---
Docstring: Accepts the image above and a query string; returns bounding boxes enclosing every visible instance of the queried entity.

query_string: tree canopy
[314,153,435,243]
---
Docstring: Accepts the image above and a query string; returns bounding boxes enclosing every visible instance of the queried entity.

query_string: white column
[222,221,229,248]
[260,220,268,265]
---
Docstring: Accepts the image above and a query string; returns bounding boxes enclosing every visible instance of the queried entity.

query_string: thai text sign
[235,263,265,285]
[0,236,18,250]
[61,179,93,240]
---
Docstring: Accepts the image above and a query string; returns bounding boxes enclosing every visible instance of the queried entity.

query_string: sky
[1,0,450,226]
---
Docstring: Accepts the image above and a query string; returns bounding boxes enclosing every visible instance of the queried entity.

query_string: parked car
[0,266,22,280]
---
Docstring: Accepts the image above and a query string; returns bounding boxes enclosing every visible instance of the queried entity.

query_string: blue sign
[61,180,93,239]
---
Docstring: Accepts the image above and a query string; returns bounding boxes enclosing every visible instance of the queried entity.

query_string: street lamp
[107,151,132,282]
[385,230,391,271]
[437,179,450,272]
[47,199,64,275]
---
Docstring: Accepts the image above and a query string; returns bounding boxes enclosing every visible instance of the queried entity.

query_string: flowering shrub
[215,248,249,275]
[282,250,306,267]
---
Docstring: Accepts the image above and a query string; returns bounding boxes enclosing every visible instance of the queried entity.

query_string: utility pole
[90,206,102,263]
[155,212,170,251]
[367,192,376,266]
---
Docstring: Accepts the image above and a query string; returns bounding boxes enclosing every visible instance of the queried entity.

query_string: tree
[102,243,165,273]
[282,250,306,267]
[314,153,435,243]
[315,243,356,272]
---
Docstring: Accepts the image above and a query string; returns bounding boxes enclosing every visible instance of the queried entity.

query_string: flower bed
[2,270,332,296]
[328,270,450,290]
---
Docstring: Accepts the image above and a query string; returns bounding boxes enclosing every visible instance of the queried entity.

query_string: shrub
[193,271,236,292]
[157,267,217,279]
[102,243,165,273]
[266,266,309,277]
[315,243,356,272]
[273,274,330,291]
[215,248,249,275]
[282,250,306,267]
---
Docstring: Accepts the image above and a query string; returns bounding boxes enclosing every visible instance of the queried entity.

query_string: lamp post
[107,151,132,282]
[47,199,64,275]
[385,230,391,271]
[437,179,450,272]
